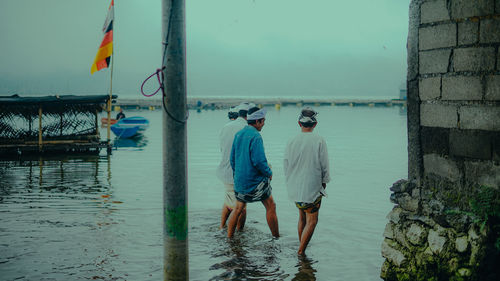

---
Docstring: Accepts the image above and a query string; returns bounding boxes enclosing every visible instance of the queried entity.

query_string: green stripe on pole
[165,206,187,240]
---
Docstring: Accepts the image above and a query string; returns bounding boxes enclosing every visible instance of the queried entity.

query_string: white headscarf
[247,108,267,121]
[228,106,238,113]
[298,107,318,123]
[236,102,255,112]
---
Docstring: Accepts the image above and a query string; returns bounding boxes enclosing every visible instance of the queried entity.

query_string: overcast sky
[0,0,410,98]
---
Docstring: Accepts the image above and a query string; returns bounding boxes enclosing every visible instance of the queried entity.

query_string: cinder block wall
[408,0,500,186]
[382,0,500,280]
[409,0,500,186]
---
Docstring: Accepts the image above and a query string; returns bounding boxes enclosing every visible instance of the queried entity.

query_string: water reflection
[0,155,111,193]
[292,256,317,281]
[206,227,288,280]
[113,135,148,149]
[0,155,130,280]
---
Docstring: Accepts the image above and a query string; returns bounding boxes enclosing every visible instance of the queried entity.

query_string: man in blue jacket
[227,106,279,238]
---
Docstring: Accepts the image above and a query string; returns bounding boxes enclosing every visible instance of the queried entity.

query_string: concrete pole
[162,0,188,280]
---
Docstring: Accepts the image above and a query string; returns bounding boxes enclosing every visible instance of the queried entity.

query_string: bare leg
[227,201,246,238]
[298,211,319,255]
[297,209,306,241]
[220,205,232,229]
[236,206,247,231]
[261,195,279,237]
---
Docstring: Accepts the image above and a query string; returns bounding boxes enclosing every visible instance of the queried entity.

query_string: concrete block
[458,21,479,45]
[421,0,450,23]
[419,24,456,50]
[419,77,441,100]
[451,0,494,19]
[453,47,496,72]
[480,18,500,43]
[449,130,492,160]
[464,161,500,187]
[460,105,500,131]
[421,103,458,128]
[421,126,450,155]
[420,49,451,74]
[486,75,500,100]
[424,153,461,182]
[442,75,482,100]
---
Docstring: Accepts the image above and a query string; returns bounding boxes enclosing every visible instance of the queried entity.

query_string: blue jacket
[230,126,272,194]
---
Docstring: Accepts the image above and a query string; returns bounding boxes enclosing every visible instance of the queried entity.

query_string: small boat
[110,116,149,138]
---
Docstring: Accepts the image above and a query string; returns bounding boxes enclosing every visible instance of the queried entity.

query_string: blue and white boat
[110,116,149,138]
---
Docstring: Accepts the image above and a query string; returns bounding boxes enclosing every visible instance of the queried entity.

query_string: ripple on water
[189,211,307,281]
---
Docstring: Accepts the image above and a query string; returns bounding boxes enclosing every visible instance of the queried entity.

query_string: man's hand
[270,175,273,181]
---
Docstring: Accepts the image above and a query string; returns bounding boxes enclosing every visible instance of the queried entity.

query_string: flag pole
[107,53,113,147]
[91,0,114,153]
[106,2,114,150]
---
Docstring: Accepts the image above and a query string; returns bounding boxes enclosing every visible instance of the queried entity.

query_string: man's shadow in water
[292,255,317,281]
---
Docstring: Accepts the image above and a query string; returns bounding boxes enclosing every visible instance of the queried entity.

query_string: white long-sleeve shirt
[216,117,247,184]
[284,132,331,203]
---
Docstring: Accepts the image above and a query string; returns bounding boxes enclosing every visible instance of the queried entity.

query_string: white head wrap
[236,102,255,112]
[298,107,318,123]
[247,108,267,121]
[228,106,238,113]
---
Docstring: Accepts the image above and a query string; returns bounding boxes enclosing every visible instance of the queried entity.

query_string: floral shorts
[235,178,272,203]
[295,196,322,213]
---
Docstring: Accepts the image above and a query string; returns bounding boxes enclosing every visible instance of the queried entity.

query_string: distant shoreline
[114,96,406,109]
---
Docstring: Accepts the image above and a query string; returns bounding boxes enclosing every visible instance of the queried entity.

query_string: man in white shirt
[284,107,331,255]
[216,102,254,229]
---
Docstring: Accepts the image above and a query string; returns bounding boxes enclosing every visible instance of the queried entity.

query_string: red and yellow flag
[91,0,114,74]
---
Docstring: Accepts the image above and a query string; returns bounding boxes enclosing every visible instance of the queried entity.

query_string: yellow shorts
[295,196,322,213]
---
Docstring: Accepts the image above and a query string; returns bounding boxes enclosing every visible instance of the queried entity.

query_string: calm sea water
[0,105,407,281]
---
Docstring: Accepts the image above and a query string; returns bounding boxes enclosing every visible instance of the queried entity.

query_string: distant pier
[114,97,406,111]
